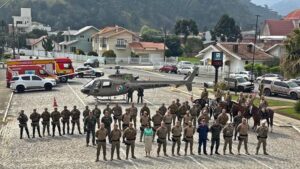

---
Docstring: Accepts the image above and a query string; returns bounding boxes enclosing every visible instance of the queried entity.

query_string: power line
[0,0,12,9]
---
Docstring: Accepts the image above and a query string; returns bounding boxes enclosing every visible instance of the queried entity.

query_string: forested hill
[0,0,280,31]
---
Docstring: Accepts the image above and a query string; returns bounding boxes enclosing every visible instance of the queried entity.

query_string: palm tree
[282,29,300,78]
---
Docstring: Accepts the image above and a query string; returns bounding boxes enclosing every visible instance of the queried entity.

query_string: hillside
[0,0,280,31]
[271,0,300,16]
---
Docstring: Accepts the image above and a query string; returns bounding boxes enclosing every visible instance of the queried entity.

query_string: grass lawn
[276,108,300,120]
[178,57,199,64]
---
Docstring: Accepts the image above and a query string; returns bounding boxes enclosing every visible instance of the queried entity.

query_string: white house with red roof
[26,36,60,52]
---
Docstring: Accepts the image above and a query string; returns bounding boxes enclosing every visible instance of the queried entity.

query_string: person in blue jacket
[197,119,209,155]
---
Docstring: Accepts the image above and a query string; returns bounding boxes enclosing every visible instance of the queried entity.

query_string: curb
[2,93,13,123]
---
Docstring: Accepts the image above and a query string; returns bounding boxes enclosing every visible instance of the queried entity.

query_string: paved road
[0,66,300,169]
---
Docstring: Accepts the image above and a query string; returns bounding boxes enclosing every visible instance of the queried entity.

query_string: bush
[75,49,85,55]
[103,50,116,58]
[87,51,98,56]
[269,66,280,74]
[3,54,12,59]
[294,100,300,113]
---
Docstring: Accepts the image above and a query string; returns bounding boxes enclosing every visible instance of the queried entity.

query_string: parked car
[177,66,198,76]
[230,71,255,81]
[84,58,100,68]
[10,74,57,93]
[256,74,283,83]
[159,65,177,73]
[75,66,104,78]
[177,61,193,68]
[263,80,300,100]
[224,76,254,92]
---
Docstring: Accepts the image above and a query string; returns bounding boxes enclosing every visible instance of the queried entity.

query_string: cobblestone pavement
[0,68,300,169]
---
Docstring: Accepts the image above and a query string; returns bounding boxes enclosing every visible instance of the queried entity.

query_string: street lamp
[251,15,260,84]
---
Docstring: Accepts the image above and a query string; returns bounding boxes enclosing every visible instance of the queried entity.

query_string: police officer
[215,88,223,102]
[140,103,150,117]
[85,111,97,146]
[111,124,122,161]
[122,108,131,131]
[127,88,134,103]
[18,110,30,139]
[95,123,108,162]
[197,119,209,155]
[183,111,192,128]
[51,107,62,137]
[233,111,243,140]
[168,100,178,126]
[156,122,168,157]
[184,121,195,155]
[61,106,71,135]
[217,109,229,127]
[30,109,42,138]
[237,92,246,106]
[92,105,101,129]
[225,91,232,112]
[101,111,113,143]
[201,87,209,101]
[83,106,91,133]
[103,103,112,117]
[140,112,150,142]
[259,96,268,110]
[112,103,123,129]
[171,121,182,156]
[198,109,210,125]
[152,110,163,141]
[178,102,187,124]
[190,103,199,127]
[223,123,234,155]
[256,121,269,155]
[123,122,137,159]
[130,103,138,128]
[185,101,191,110]
[71,105,82,135]
[163,110,173,141]
[210,120,222,155]
[137,88,144,104]
[41,108,51,137]
[158,103,167,116]
[237,118,250,155]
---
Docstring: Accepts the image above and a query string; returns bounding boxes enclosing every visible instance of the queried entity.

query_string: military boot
[95,157,99,162]
[256,148,259,155]
[103,156,107,161]
[117,155,122,160]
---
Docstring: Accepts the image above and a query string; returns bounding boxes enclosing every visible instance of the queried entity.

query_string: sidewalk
[0,68,12,123]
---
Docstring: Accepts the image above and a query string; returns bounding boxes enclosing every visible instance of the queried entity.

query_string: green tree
[183,38,204,56]
[75,49,85,55]
[87,51,98,56]
[213,14,242,42]
[103,50,116,58]
[165,36,183,57]
[174,19,199,44]
[282,29,300,78]
[42,38,54,57]
[49,31,64,43]
[140,25,162,42]
[27,29,48,39]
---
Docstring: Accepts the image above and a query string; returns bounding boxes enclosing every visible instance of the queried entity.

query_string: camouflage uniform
[92,106,101,129]
[217,112,229,127]
[51,109,62,137]
[123,127,137,159]
[178,103,187,124]
[83,107,91,133]
[256,125,269,155]
[171,125,182,155]
[237,123,250,155]
[152,113,163,140]
[61,107,71,135]
[158,104,167,116]
[184,125,195,155]
[201,89,209,100]
[215,89,223,102]
[112,105,123,129]
[96,127,108,161]
[71,107,82,135]
[183,113,192,128]
[130,105,138,128]
[156,126,168,156]
[233,115,243,140]
[103,106,112,117]
[198,112,209,125]
[223,124,234,154]
[111,128,122,160]
[41,109,51,136]
[190,105,200,126]
[168,102,178,126]
[140,105,150,117]
[30,110,42,138]
[163,113,173,140]
[122,110,131,131]
[84,115,97,146]
[101,115,113,143]
[18,111,30,139]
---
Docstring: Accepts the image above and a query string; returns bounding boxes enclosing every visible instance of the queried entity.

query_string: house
[196,42,273,73]
[26,36,60,51]
[92,26,140,60]
[262,44,286,59]
[129,42,166,63]
[59,26,99,54]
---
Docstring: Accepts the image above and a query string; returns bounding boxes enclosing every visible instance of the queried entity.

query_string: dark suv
[84,58,100,68]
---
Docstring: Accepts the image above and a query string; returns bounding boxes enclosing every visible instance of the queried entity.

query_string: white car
[10,74,57,93]
[230,71,255,81]
[177,66,198,76]
[177,61,194,68]
[256,74,283,83]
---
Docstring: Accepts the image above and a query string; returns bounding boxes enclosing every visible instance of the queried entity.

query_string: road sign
[212,52,223,67]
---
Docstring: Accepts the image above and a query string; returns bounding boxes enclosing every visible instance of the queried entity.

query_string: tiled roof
[284,9,300,20]
[26,36,47,46]
[129,42,166,51]
[74,26,98,36]
[265,20,295,36]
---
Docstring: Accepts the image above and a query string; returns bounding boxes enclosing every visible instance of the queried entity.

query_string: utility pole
[251,15,260,84]
[162,26,167,62]
[12,22,15,59]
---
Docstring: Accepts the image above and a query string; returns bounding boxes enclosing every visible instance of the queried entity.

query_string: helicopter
[80,67,198,98]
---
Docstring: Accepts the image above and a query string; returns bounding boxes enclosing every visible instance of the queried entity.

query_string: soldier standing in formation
[41,108,51,137]
[210,120,222,155]
[61,106,71,135]
[223,123,234,155]
[190,103,199,127]
[140,112,150,142]
[237,118,250,155]
[71,106,82,135]
[158,103,167,116]
[197,119,209,155]
[51,107,62,137]
[30,109,42,138]
[168,100,178,126]
[18,110,30,139]
[163,110,173,141]
[122,108,131,131]
[233,111,243,140]
[198,109,209,125]
[101,111,113,143]
[171,121,182,156]
[152,110,163,141]
[103,103,112,117]
[183,111,192,128]
[178,102,187,124]
[130,103,138,128]
[256,121,269,155]
[156,122,168,157]
[123,123,137,159]
[92,105,101,129]
[95,123,108,162]
[217,109,229,127]
[83,106,90,133]
[110,124,122,160]
[85,112,97,146]
[137,88,144,104]
[112,103,123,129]
[184,121,195,155]
[140,103,150,117]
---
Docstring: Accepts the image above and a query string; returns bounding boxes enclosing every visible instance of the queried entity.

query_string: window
[39,69,48,75]
[274,81,288,88]
[21,76,30,81]
[16,21,22,24]
[32,76,42,81]
[102,81,111,88]
[71,47,76,52]
[64,45,67,49]
[261,80,271,84]
[24,70,35,74]
[12,77,19,81]
[87,38,89,42]
[63,63,71,69]
[80,35,84,38]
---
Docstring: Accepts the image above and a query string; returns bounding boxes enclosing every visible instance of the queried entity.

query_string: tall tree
[174,19,199,44]
[42,38,55,57]
[213,14,242,42]
[282,29,300,77]
[165,36,183,57]
[140,25,162,42]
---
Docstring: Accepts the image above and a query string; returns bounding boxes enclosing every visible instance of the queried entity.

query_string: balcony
[115,44,126,49]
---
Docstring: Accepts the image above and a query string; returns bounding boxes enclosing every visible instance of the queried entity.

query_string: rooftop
[284,9,300,20]
[265,20,295,36]
[129,42,166,51]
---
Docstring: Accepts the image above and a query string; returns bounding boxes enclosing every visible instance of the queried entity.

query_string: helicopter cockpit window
[94,80,101,88]
[83,80,94,88]
[102,81,111,88]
